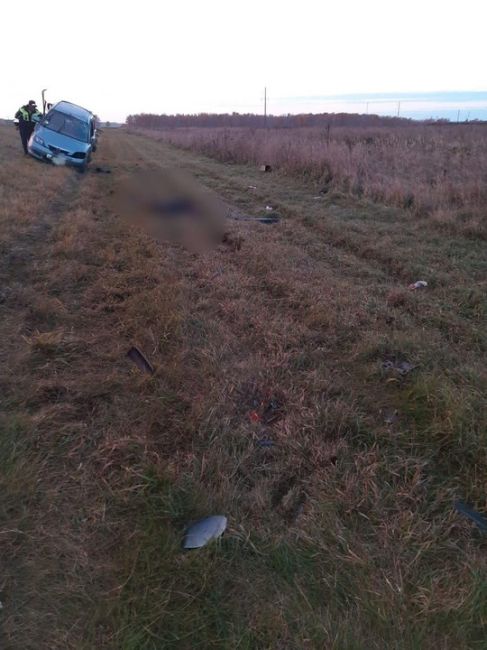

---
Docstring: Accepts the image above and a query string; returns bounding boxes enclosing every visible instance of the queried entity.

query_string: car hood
[35,125,90,154]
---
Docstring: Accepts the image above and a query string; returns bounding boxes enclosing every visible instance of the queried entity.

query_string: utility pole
[457,109,460,123]
[264,87,267,129]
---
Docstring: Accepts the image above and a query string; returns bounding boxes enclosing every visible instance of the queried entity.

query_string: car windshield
[42,110,90,143]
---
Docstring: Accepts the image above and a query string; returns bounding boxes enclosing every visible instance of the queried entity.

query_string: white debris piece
[409,280,428,290]
[182,515,227,549]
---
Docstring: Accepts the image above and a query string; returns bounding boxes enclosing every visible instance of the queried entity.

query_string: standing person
[15,100,42,155]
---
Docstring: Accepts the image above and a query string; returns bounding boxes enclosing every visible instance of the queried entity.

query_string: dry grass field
[1,123,486,649]
[143,124,487,240]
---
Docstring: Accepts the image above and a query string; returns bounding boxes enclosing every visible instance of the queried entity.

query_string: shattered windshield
[42,110,90,143]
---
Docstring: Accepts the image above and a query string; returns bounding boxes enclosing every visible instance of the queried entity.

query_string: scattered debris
[227,211,281,225]
[259,164,272,172]
[265,205,273,211]
[258,216,280,225]
[381,359,416,376]
[182,515,227,549]
[261,398,284,425]
[94,166,112,174]
[249,396,284,425]
[409,280,428,291]
[256,438,274,448]
[383,409,400,425]
[127,346,154,375]
[248,185,257,190]
[249,410,261,423]
[454,501,487,533]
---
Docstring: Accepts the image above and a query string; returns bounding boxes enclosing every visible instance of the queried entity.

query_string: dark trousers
[19,122,35,154]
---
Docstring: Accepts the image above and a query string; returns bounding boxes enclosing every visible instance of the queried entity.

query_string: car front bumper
[28,142,87,168]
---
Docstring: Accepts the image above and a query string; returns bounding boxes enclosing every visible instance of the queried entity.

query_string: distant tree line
[125,112,418,129]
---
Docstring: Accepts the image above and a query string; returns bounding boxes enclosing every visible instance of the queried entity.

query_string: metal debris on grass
[265,205,273,211]
[127,346,154,375]
[409,280,428,290]
[248,185,257,190]
[227,212,281,225]
[381,359,416,376]
[182,515,228,549]
[259,164,272,172]
[258,216,280,224]
[261,398,284,425]
[454,501,487,533]
[256,437,274,448]
[249,396,284,425]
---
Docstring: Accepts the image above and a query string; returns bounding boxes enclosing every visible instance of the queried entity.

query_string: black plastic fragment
[127,346,154,375]
[454,501,487,532]
[258,216,280,224]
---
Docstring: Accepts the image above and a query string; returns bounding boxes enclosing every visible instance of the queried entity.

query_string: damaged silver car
[28,100,97,171]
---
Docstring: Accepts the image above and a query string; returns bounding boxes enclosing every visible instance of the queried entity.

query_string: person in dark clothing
[15,100,42,154]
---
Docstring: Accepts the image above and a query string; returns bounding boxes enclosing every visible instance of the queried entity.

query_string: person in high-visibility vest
[15,100,42,154]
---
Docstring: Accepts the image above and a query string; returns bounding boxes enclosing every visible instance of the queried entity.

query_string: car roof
[52,101,93,121]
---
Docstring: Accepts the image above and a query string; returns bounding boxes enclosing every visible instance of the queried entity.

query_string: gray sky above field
[2,0,486,122]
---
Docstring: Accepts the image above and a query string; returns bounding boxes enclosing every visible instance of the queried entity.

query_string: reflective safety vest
[16,106,42,123]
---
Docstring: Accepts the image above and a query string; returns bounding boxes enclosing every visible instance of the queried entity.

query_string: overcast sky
[1,0,486,122]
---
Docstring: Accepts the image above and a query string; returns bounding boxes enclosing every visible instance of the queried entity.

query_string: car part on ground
[381,359,416,377]
[182,516,227,549]
[127,346,154,375]
[409,280,428,290]
[454,501,487,533]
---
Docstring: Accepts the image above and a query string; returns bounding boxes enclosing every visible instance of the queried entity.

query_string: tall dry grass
[139,124,487,237]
